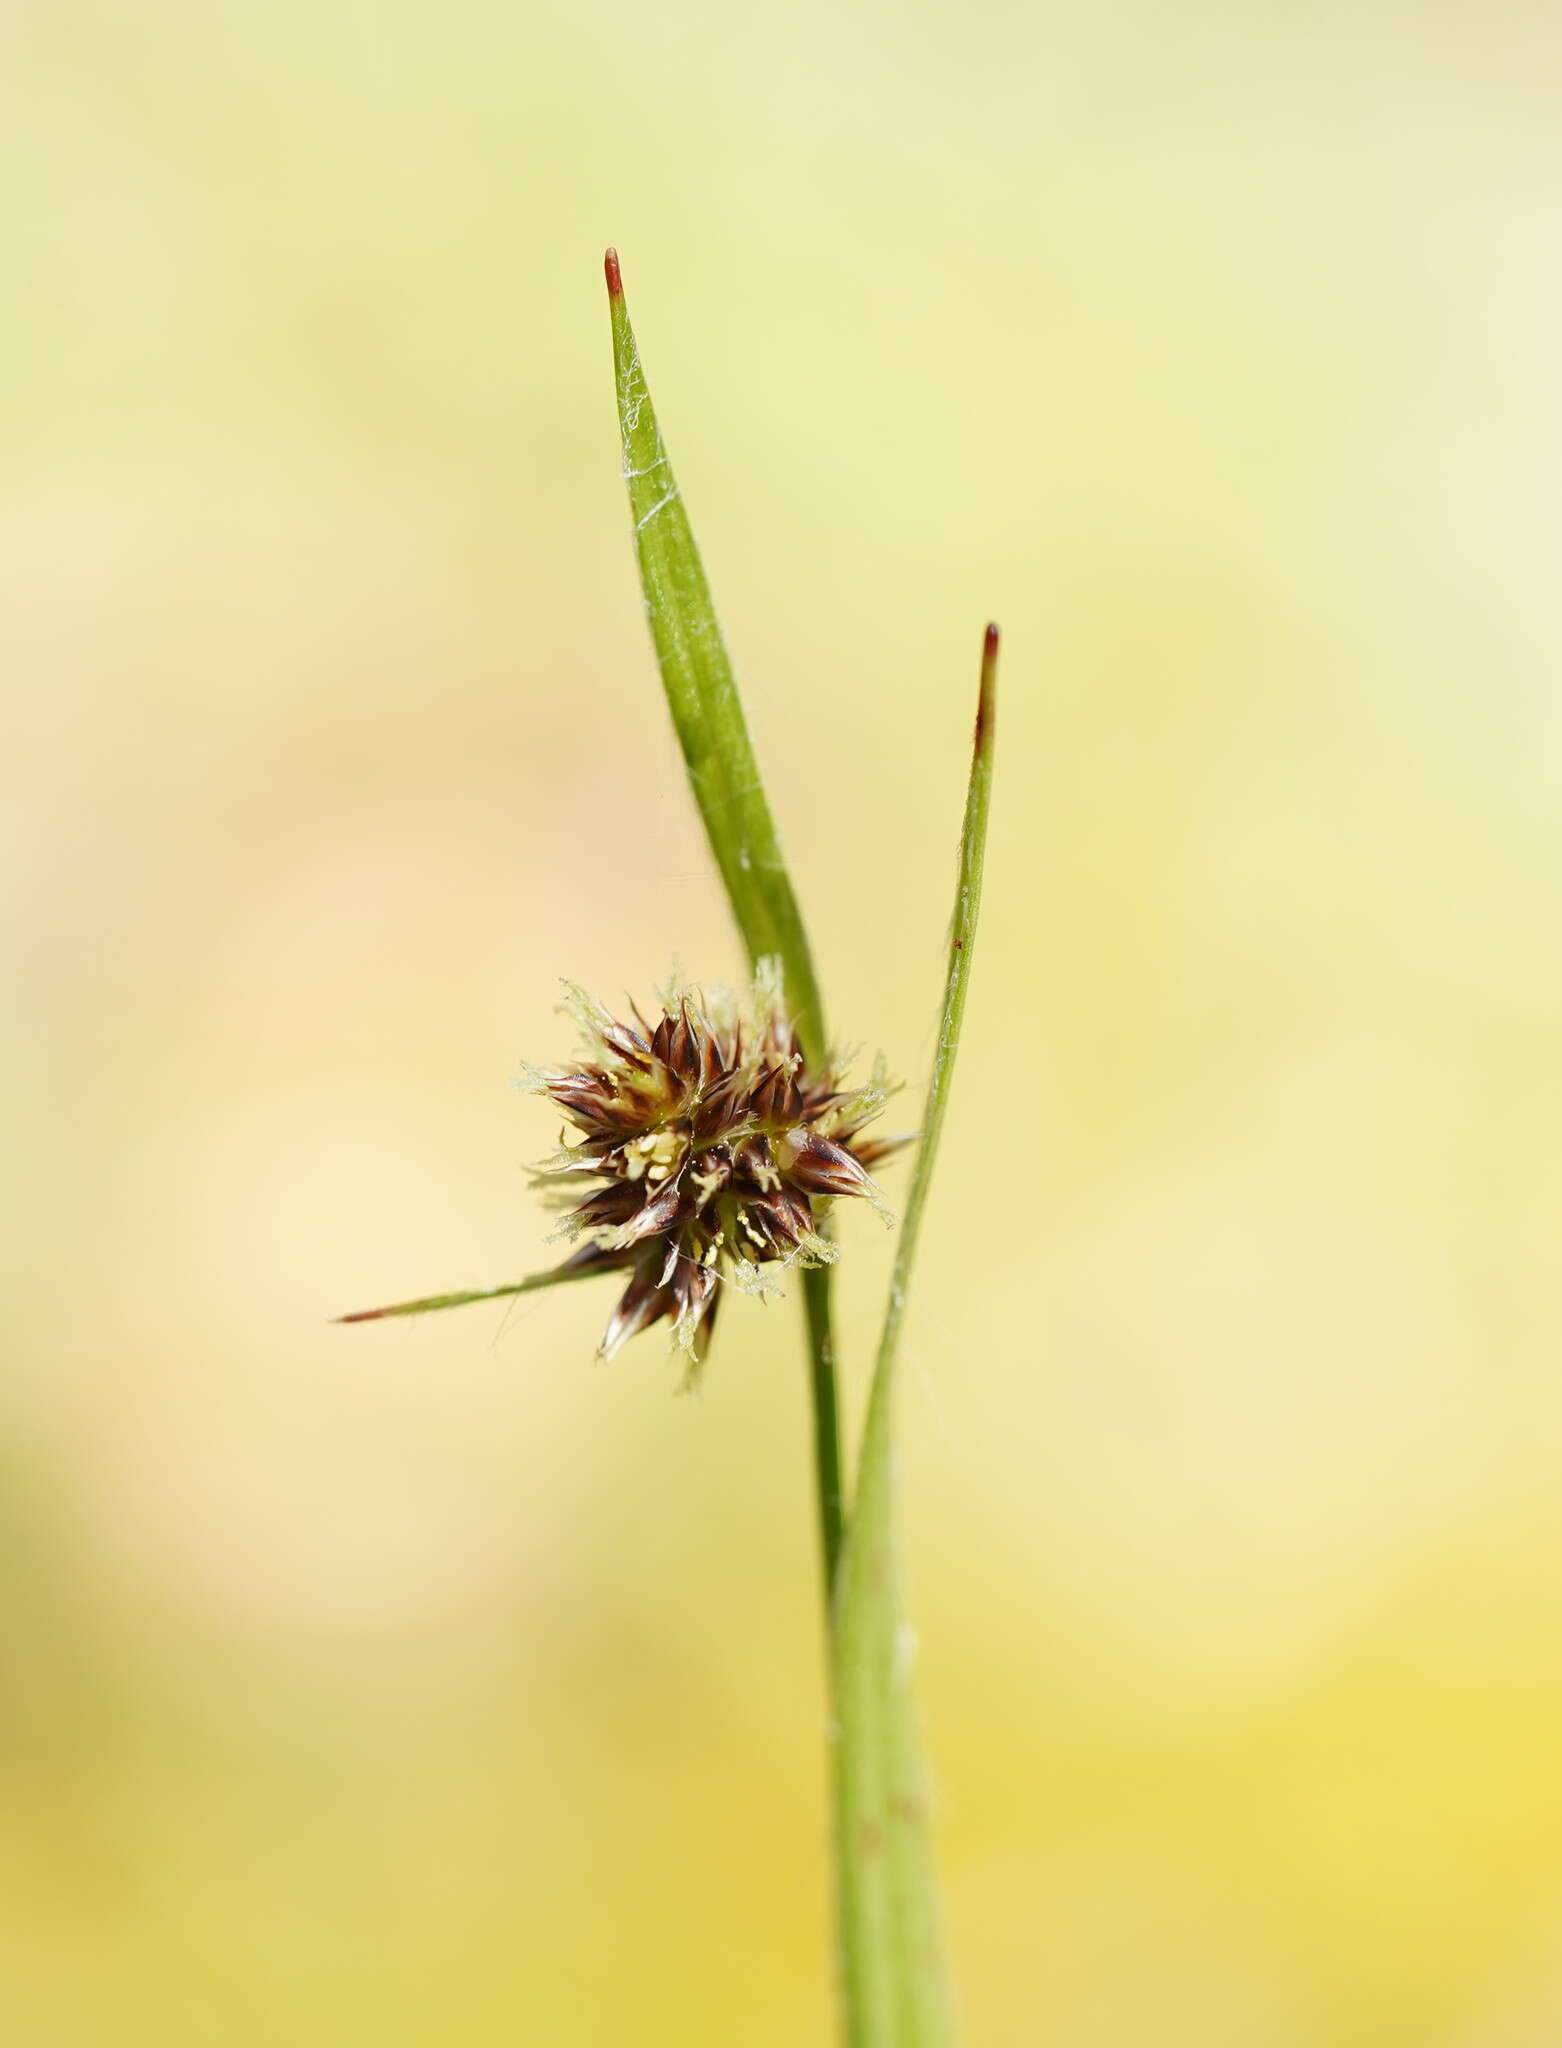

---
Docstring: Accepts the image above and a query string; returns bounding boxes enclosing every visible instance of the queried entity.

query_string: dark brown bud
[775,1127,876,1200]
[608,1171,689,1248]
[598,1252,677,1360]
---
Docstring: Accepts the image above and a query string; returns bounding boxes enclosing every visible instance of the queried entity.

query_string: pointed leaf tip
[604,247,623,298]
[336,1264,606,1326]
[976,622,999,756]
[605,247,828,1070]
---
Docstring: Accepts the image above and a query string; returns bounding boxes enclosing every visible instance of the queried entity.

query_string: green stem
[802,1262,845,1600]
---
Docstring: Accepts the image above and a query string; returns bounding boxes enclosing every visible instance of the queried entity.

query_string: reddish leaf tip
[975,622,999,754]
[334,1307,385,1323]
[604,247,623,298]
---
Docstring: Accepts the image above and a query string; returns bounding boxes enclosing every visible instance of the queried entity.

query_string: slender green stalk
[832,626,999,2046]
[857,647,997,1374]
[604,248,843,1596]
[333,1262,601,1322]
[802,1262,845,1595]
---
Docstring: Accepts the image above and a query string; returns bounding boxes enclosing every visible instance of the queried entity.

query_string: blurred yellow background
[6,2,1562,2041]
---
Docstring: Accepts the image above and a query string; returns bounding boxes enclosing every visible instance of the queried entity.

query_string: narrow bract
[337,967,904,1380]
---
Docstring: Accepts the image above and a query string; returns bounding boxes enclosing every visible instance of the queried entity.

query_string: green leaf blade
[605,249,826,1067]
[606,249,843,1599]
[832,625,999,2046]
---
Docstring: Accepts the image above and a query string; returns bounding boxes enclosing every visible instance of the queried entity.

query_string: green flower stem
[803,1260,845,1597]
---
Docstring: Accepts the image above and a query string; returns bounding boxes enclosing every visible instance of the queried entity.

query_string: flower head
[525,965,905,1370]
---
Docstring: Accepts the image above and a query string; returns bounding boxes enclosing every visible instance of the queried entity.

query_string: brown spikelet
[524,967,904,1372]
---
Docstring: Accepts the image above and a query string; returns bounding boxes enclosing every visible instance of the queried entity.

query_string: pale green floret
[750,953,787,1026]
[557,980,621,1057]
[728,1257,788,1299]
[514,1060,566,1096]
[791,1229,840,1266]
[820,1051,900,1135]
